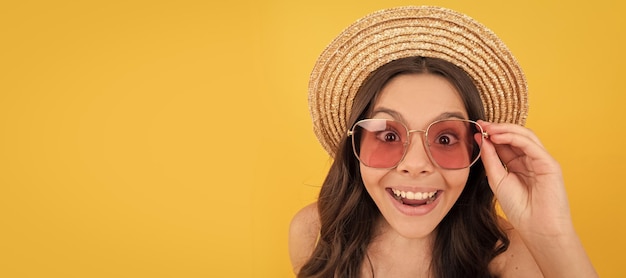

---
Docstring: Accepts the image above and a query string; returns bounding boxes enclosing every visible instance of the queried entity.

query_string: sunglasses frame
[347,118,488,170]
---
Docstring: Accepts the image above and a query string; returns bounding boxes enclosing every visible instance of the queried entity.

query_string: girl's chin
[378,191,451,239]
[390,222,438,240]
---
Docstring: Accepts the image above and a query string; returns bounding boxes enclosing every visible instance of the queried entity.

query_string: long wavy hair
[298,57,509,278]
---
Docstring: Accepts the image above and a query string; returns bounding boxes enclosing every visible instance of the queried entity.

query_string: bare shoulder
[289,202,320,274]
[489,217,544,277]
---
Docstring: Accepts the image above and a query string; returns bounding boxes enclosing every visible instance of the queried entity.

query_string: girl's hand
[478,120,574,237]
[478,120,598,277]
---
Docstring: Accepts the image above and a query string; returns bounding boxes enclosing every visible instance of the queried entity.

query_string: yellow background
[1,0,623,277]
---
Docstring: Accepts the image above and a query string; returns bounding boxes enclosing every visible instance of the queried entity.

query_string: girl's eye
[377,131,400,142]
[435,133,458,145]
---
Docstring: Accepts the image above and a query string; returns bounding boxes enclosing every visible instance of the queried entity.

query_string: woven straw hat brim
[308,6,528,157]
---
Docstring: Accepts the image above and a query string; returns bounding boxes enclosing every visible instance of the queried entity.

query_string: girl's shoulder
[489,217,543,277]
[289,202,320,274]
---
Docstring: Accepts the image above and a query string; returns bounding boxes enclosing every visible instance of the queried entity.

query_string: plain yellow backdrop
[1,0,624,277]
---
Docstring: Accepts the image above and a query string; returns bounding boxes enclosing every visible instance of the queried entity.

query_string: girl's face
[360,73,470,239]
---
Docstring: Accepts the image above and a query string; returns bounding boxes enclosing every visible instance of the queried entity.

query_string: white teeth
[392,189,438,200]
[406,192,414,199]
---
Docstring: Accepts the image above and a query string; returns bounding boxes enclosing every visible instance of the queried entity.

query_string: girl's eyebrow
[370,108,407,122]
[435,111,467,121]
[371,107,467,123]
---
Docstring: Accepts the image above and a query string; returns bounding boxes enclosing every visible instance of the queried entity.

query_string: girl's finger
[487,132,549,163]
[479,135,509,194]
[485,131,561,176]
[479,120,544,148]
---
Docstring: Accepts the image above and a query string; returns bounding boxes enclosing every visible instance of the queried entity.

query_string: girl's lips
[386,188,442,216]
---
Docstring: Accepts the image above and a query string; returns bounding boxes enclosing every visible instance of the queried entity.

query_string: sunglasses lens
[352,120,407,168]
[426,120,482,169]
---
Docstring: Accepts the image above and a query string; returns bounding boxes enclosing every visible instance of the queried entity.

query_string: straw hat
[308,6,528,157]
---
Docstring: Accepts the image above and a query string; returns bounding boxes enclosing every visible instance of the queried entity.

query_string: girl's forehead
[374,74,465,112]
[369,74,467,127]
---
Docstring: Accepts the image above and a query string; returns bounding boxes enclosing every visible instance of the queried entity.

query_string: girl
[290,6,597,277]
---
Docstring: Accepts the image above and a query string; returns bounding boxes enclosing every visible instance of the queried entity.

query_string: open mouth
[388,188,440,207]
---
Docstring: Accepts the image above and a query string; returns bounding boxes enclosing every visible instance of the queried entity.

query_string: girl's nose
[395,133,435,176]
